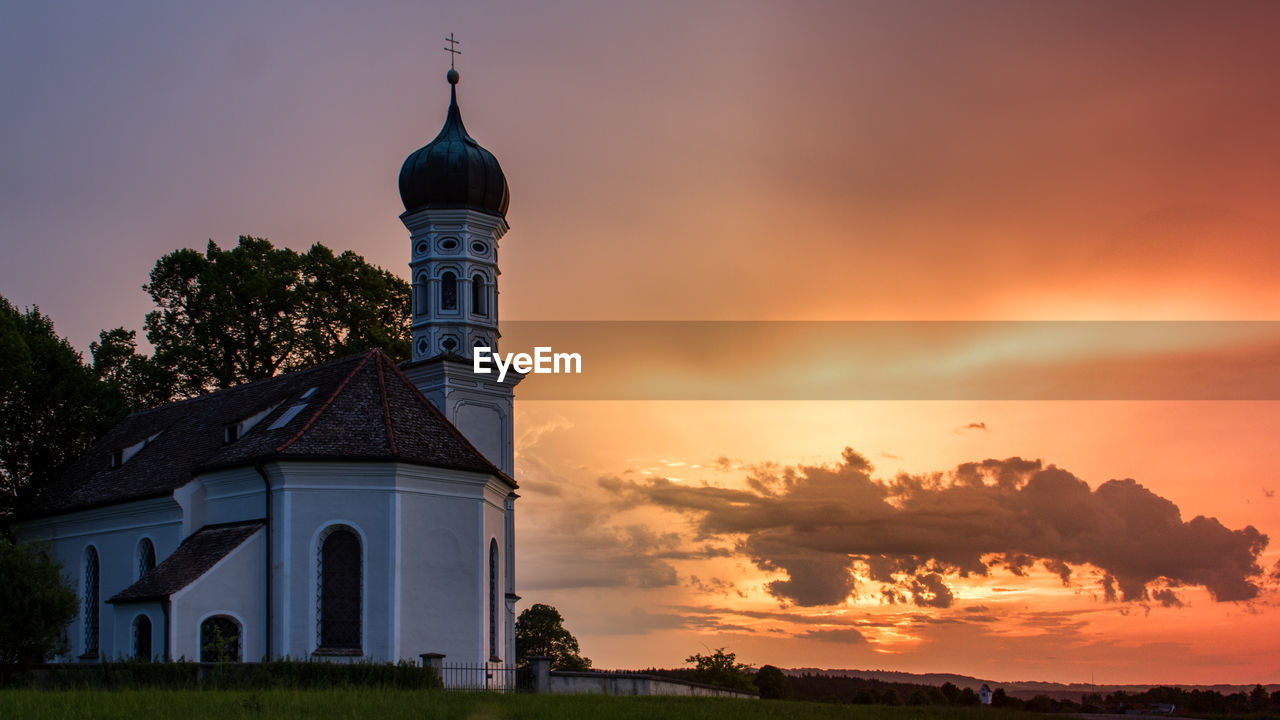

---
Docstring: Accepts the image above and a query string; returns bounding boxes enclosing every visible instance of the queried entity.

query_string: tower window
[472,241,488,254]
[441,272,458,311]
[472,274,487,317]
[415,277,429,316]
[318,526,362,652]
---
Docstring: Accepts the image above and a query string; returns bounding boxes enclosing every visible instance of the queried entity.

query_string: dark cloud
[798,628,867,644]
[957,422,989,433]
[518,500,681,590]
[602,449,1270,607]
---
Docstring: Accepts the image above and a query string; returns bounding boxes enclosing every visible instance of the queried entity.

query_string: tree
[0,537,77,664]
[514,603,591,670]
[754,664,792,699]
[143,236,410,398]
[685,647,756,691]
[0,297,127,523]
[90,327,175,409]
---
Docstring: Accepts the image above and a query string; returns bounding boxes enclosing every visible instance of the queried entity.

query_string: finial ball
[446,68,460,85]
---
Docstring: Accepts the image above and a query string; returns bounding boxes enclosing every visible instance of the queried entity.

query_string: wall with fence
[547,669,758,698]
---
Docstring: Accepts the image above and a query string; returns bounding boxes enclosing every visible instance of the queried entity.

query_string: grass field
[0,689,1042,720]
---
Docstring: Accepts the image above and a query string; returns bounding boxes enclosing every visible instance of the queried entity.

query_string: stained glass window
[138,538,156,579]
[133,615,152,661]
[489,539,498,659]
[319,527,362,651]
[200,615,241,662]
[83,546,99,656]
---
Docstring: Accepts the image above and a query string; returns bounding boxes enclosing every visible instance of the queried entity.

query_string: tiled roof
[108,520,263,603]
[29,349,507,517]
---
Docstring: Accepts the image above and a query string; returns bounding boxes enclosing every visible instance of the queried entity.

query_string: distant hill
[785,668,1280,702]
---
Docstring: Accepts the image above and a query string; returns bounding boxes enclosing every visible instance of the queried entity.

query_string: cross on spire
[444,32,461,69]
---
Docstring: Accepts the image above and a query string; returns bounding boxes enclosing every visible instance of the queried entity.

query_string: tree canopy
[0,298,127,523]
[2,237,412,523]
[0,537,77,664]
[143,237,410,397]
[684,647,757,692]
[514,603,591,670]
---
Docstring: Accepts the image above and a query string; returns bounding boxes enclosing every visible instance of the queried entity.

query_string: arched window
[83,546,99,656]
[133,615,152,661]
[440,272,458,311]
[138,538,156,579]
[472,274,487,317]
[318,526,362,652]
[200,615,241,662]
[417,274,432,313]
[489,539,498,659]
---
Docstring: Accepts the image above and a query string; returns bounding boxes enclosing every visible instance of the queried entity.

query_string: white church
[15,67,523,665]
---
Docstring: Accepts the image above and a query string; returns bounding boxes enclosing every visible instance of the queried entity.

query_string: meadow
[0,689,1042,720]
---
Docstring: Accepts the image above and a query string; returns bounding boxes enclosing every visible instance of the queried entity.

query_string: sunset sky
[3,0,1279,684]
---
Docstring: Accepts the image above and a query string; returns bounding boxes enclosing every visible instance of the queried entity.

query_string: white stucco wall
[170,528,265,662]
[14,497,183,661]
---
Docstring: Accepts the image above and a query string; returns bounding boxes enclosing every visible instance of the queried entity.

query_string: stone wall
[546,670,758,699]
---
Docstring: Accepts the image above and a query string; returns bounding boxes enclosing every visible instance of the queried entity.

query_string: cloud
[601,448,1270,607]
[956,422,989,433]
[797,628,867,643]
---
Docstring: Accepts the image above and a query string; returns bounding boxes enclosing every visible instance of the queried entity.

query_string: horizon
[2,0,1278,685]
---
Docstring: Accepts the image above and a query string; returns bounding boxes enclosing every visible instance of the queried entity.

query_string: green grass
[0,689,1042,720]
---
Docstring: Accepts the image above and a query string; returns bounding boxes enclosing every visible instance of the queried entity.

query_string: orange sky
[2,0,1279,684]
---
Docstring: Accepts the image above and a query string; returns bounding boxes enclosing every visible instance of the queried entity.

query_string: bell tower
[397,65,520,477]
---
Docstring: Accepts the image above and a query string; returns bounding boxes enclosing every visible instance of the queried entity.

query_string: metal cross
[443,33,461,69]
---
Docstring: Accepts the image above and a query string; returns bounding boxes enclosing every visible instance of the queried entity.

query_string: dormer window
[224,424,239,443]
[110,431,162,469]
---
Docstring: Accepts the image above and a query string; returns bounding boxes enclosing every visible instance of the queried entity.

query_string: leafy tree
[514,603,591,670]
[754,664,792,699]
[940,681,961,705]
[143,236,410,397]
[684,647,756,691]
[0,297,127,523]
[91,327,175,409]
[992,687,1009,706]
[0,537,77,664]
[1250,684,1269,711]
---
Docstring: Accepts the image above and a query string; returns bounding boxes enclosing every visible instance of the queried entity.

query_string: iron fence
[437,662,532,692]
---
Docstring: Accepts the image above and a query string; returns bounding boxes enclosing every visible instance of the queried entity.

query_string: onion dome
[399,70,509,218]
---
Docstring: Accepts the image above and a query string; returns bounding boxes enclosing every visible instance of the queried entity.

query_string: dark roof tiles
[29,349,507,517]
[108,520,263,603]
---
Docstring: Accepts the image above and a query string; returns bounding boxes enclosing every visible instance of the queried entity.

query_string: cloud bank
[601,450,1269,607]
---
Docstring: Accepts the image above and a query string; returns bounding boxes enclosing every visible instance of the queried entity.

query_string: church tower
[398,66,521,478]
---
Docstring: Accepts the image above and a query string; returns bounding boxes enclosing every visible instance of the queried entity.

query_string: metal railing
[438,662,533,692]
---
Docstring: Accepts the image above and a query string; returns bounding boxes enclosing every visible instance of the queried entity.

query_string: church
[14,66,522,666]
